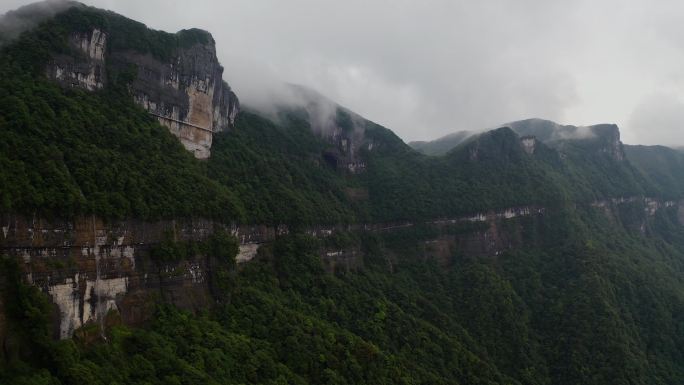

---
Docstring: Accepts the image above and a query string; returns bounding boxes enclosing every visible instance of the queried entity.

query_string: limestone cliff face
[128,34,239,158]
[0,205,543,340]
[592,196,679,234]
[2,198,679,340]
[47,27,239,159]
[285,85,373,174]
[320,120,370,174]
[520,136,537,155]
[590,124,625,161]
[0,215,282,339]
[48,28,106,91]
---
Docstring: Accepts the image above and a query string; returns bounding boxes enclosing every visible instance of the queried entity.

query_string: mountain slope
[2,3,684,385]
[625,144,684,198]
[409,130,473,156]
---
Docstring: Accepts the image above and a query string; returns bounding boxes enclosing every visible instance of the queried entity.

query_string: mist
[0,0,78,45]
[2,0,684,147]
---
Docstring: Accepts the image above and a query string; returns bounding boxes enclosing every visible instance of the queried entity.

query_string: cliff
[6,4,684,384]
[44,6,239,158]
[0,207,532,339]
[0,215,292,339]
[1,196,678,340]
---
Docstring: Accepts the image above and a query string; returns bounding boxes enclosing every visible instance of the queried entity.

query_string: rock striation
[0,205,541,339]
[5,198,677,340]
[47,26,239,158]
[48,28,107,91]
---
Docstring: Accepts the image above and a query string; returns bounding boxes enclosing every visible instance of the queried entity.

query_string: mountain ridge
[3,3,684,385]
[409,117,641,158]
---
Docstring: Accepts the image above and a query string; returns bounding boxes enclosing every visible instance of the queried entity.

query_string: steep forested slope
[2,3,684,385]
[625,144,684,198]
[5,202,684,385]
[0,5,671,224]
[409,130,473,156]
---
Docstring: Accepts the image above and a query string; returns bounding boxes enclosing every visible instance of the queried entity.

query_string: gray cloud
[2,0,684,146]
[629,93,684,147]
[0,0,77,44]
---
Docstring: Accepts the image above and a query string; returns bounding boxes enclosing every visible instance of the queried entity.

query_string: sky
[2,0,684,146]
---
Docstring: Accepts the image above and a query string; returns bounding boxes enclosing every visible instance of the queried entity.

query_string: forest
[4,203,684,384]
[2,3,684,385]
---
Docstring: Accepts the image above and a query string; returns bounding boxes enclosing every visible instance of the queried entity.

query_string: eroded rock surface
[46,27,239,158]
[1,198,679,339]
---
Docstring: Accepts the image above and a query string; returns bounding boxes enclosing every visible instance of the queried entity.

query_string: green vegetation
[0,4,676,225]
[4,205,684,385]
[208,110,359,225]
[0,63,245,221]
[3,4,684,385]
[409,131,473,156]
[625,144,684,198]
[149,230,238,266]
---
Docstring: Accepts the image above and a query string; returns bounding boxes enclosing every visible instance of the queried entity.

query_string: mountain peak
[0,0,82,45]
[587,123,624,161]
[3,3,239,158]
[448,126,532,162]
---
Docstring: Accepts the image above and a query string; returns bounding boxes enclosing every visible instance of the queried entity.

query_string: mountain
[409,130,473,156]
[507,118,588,142]
[625,144,684,198]
[410,118,629,156]
[3,3,684,385]
[0,0,79,45]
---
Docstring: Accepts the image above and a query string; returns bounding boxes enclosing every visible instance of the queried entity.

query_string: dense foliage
[3,4,684,385]
[625,144,684,198]
[208,111,359,225]
[0,63,245,221]
[4,202,684,384]
[0,4,670,224]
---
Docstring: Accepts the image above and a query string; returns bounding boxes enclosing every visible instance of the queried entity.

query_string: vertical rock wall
[46,27,240,159]
[47,28,107,91]
[127,40,239,158]
[1,199,679,339]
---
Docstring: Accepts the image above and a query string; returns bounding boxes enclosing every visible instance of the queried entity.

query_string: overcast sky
[2,0,684,145]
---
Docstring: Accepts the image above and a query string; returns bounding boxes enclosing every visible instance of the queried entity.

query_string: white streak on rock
[48,275,128,339]
[237,243,260,263]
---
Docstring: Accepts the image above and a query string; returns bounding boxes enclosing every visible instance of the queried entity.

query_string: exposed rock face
[521,136,537,155]
[0,205,541,339]
[48,28,106,91]
[48,274,128,339]
[236,243,260,263]
[421,207,540,265]
[321,124,369,174]
[322,249,363,273]
[128,37,239,158]
[591,124,625,161]
[592,196,679,234]
[1,216,217,339]
[46,27,239,159]
[2,198,678,339]
[285,85,372,173]
[0,215,284,339]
